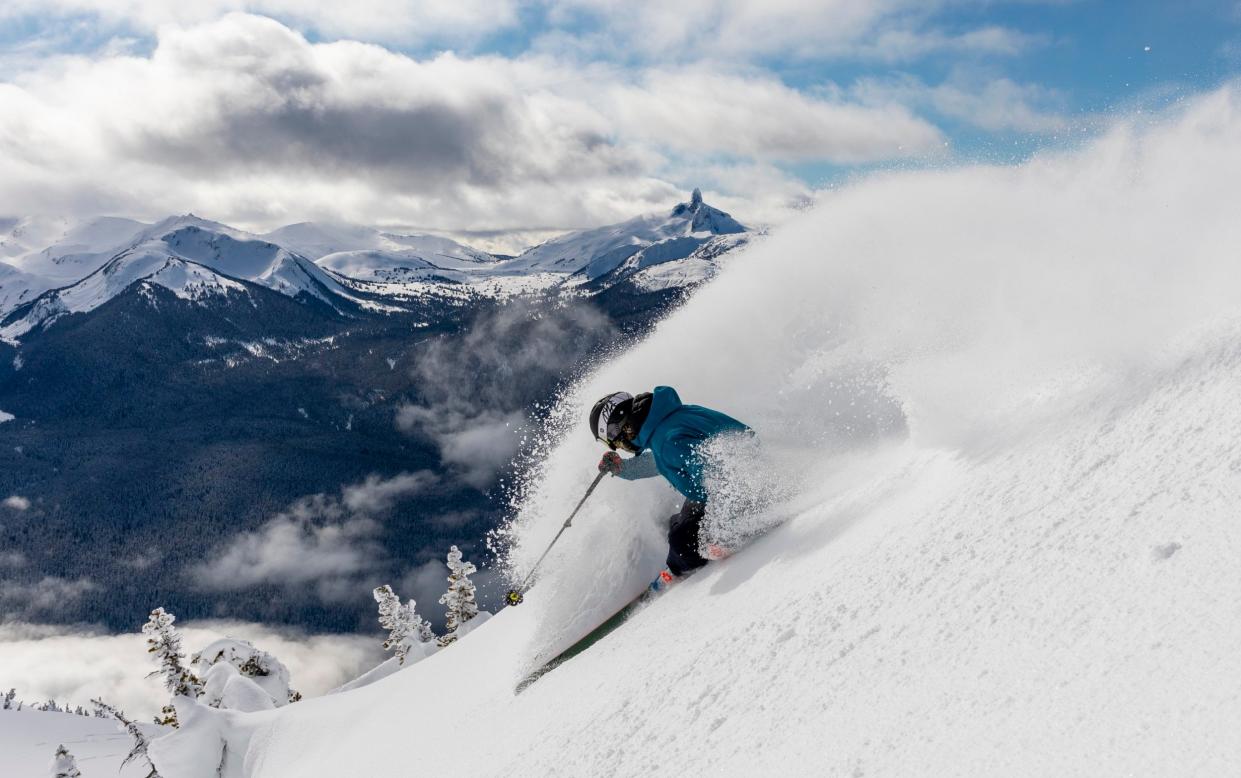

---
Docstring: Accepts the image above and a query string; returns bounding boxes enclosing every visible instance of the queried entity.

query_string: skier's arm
[616,451,660,481]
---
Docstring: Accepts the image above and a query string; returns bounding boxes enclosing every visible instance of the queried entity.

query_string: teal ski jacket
[621,386,750,502]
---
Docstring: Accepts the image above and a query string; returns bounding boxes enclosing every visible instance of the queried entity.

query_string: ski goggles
[595,391,632,448]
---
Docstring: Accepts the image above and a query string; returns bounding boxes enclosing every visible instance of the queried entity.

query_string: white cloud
[854,74,1070,134]
[0,576,97,620]
[0,551,27,568]
[0,0,520,47]
[538,0,1046,63]
[395,301,615,488]
[194,471,435,600]
[342,471,438,514]
[399,559,448,616]
[0,13,948,235]
[604,68,944,163]
[0,620,383,720]
[397,406,528,489]
[2,495,30,511]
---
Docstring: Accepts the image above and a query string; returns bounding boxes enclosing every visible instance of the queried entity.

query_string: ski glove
[598,451,623,475]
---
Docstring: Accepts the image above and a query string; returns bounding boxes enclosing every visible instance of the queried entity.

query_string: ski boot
[649,568,677,594]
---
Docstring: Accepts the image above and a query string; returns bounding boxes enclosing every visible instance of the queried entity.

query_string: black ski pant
[666,499,708,577]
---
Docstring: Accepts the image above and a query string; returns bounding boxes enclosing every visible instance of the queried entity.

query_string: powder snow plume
[501,84,1241,664]
[166,85,1241,778]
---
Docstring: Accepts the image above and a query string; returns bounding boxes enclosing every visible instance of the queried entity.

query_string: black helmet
[589,391,656,452]
[590,391,633,450]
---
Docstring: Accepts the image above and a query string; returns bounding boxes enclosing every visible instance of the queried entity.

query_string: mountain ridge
[0,192,755,340]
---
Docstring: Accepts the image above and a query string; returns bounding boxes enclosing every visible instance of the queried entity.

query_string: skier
[590,386,751,591]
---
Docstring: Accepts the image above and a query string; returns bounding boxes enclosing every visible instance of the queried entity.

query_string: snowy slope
[0,260,55,316]
[8,216,150,282]
[0,709,158,777]
[495,188,746,278]
[0,216,74,264]
[265,222,494,265]
[208,88,1241,777]
[0,220,408,340]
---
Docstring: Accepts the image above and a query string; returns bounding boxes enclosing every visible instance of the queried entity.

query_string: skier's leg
[665,500,708,577]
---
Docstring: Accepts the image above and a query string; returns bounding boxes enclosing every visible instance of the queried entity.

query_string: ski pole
[504,469,607,606]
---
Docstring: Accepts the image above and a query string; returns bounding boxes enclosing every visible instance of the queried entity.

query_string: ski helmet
[589,391,633,449]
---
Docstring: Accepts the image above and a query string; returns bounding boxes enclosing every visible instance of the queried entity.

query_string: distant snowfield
[0,709,153,777]
[0,410,14,423]
[150,87,1241,776]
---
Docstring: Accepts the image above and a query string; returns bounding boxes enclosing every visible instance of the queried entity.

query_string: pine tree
[437,546,479,646]
[50,744,81,778]
[374,584,435,664]
[93,699,162,778]
[141,607,202,727]
[2,688,15,710]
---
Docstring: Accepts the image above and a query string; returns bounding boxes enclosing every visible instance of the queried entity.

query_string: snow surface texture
[0,709,154,777]
[209,87,1241,778]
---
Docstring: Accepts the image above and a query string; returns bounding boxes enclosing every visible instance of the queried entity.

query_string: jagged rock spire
[690,188,703,209]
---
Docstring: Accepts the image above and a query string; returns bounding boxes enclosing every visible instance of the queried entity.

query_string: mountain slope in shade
[0,221,408,342]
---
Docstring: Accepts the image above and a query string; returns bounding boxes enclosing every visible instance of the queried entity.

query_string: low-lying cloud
[396,300,615,488]
[0,620,383,720]
[2,495,31,511]
[193,471,436,601]
[0,576,97,621]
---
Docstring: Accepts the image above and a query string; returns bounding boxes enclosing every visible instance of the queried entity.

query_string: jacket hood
[633,386,682,450]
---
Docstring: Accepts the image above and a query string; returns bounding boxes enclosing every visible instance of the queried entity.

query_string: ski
[514,576,682,694]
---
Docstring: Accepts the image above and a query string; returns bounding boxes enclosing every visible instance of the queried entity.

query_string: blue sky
[0,1,1237,244]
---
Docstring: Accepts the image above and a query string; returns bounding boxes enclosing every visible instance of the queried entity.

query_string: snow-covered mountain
[0,217,407,342]
[263,222,494,265]
[0,191,753,341]
[495,188,747,279]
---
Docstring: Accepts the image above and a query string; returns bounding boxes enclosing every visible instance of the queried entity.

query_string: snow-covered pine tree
[93,699,161,778]
[437,546,479,646]
[142,607,202,726]
[50,744,81,778]
[3,688,16,709]
[373,584,435,663]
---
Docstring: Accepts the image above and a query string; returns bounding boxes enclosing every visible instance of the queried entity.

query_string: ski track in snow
[220,89,1241,778]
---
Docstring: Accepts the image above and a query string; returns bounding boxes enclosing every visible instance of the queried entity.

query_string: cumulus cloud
[539,0,1044,63]
[0,0,519,48]
[853,73,1070,134]
[342,471,438,514]
[0,620,383,720]
[0,13,954,234]
[604,68,943,163]
[0,576,97,620]
[2,495,31,510]
[396,300,615,488]
[193,471,435,601]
